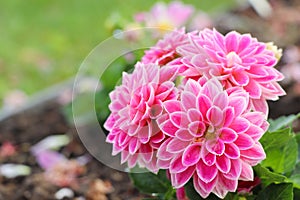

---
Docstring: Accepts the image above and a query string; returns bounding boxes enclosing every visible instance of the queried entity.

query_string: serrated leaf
[260,128,298,174]
[129,170,172,195]
[256,183,293,200]
[253,164,286,185]
[268,114,300,132]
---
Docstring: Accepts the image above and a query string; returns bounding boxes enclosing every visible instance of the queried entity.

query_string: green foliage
[129,169,176,200]
[260,128,298,174]
[268,114,300,132]
[256,183,293,200]
[253,164,286,185]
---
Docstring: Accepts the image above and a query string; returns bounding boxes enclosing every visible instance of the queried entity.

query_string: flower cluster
[104,28,285,198]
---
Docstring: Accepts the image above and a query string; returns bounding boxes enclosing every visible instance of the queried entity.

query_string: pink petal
[223,159,242,180]
[201,147,216,166]
[235,133,255,150]
[176,129,194,141]
[207,106,224,127]
[228,96,247,117]
[167,138,190,153]
[182,144,201,166]
[127,154,138,168]
[184,79,202,94]
[140,144,154,163]
[213,92,228,110]
[129,137,140,154]
[170,111,189,128]
[194,175,217,198]
[181,91,197,111]
[223,107,235,127]
[216,155,231,173]
[159,119,178,137]
[240,143,266,160]
[149,104,163,119]
[245,125,264,141]
[221,175,238,192]
[224,143,240,159]
[196,159,218,183]
[225,31,238,52]
[238,34,251,52]
[251,98,268,116]
[231,70,249,86]
[239,161,254,181]
[157,138,174,161]
[206,139,225,155]
[219,127,238,143]
[171,166,195,188]
[187,108,203,122]
[230,117,250,133]
[188,121,206,137]
[121,149,130,164]
[244,80,262,99]
[170,156,188,173]
[164,100,181,113]
[242,112,264,127]
[197,95,212,119]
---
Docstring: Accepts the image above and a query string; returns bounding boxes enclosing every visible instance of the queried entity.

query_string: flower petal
[167,138,189,153]
[206,139,225,155]
[196,159,218,183]
[219,127,237,143]
[171,166,195,188]
[235,133,255,150]
[224,143,240,159]
[207,106,224,127]
[170,156,188,173]
[216,155,231,173]
[223,159,242,180]
[182,144,201,166]
[181,91,197,111]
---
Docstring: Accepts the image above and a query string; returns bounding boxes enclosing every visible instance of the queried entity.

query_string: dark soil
[0,100,147,200]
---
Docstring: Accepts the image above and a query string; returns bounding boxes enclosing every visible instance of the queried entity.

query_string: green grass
[0,0,236,102]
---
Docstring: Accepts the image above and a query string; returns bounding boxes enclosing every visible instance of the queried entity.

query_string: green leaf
[289,174,300,189]
[268,114,300,132]
[256,183,293,200]
[260,128,298,174]
[129,170,172,195]
[293,188,300,200]
[253,164,286,184]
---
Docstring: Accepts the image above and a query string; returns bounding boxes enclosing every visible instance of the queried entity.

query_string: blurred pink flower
[179,28,285,115]
[137,1,194,32]
[104,62,178,172]
[0,142,16,158]
[34,149,86,188]
[156,78,268,198]
[188,12,213,31]
[237,177,261,194]
[141,28,189,65]
[2,90,28,111]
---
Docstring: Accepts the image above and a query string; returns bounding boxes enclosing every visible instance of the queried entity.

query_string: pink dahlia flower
[156,78,268,198]
[136,1,194,32]
[141,28,189,66]
[179,28,285,115]
[104,62,178,172]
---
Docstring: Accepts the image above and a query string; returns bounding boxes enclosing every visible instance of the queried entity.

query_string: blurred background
[1,1,300,199]
[0,0,237,108]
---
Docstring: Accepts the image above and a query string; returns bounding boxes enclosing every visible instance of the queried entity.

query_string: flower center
[226,51,242,68]
[204,125,217,140]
